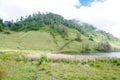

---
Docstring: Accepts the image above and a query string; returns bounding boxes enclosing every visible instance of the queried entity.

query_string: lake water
[85,52,120,58]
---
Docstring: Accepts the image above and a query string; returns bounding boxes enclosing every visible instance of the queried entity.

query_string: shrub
[89,36,94,41]
[3,31,11,34]
[38,55,47,66]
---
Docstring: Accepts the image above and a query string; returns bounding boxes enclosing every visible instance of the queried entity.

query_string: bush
[38,55,47,66]
[89,36,94,41]
[3,31,11,34]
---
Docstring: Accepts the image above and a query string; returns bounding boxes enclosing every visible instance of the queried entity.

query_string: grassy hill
[0,29,91,51]
[0,12,120,53]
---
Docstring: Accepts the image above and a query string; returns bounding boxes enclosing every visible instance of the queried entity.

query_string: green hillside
[0,12,120,53]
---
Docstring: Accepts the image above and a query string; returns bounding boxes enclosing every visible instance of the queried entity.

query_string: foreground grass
[0,51,120,80]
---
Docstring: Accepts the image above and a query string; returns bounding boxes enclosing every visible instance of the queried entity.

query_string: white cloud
[0,0,120,37]
[77,0,120,37]
[0,0,80,20]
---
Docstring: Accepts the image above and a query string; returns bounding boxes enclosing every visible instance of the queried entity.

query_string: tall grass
[25,53,120,63]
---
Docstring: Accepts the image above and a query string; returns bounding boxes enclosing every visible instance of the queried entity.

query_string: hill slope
[0,12,120,52]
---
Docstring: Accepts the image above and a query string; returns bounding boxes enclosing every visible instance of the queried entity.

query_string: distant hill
[0,12,120,53]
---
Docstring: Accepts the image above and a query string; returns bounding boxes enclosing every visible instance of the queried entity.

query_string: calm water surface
[85,52,120,58]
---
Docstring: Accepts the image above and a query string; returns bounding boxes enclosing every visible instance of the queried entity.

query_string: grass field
[0,30,90,52]
[0,30,120,53]
[0,28,120,80]
[0,51,120,80]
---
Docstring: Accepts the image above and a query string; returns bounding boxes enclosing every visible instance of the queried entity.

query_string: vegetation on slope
[0,12,120,52]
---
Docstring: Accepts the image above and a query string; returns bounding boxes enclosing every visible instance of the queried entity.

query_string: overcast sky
[0,0,120,38]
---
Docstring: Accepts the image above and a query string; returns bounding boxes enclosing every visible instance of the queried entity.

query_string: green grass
[0,31,57,50]
[0,51,120,80]
[0,29,85,52]
[0,26,120,53]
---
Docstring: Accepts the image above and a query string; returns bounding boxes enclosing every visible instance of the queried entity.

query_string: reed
[25,53,120,63]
